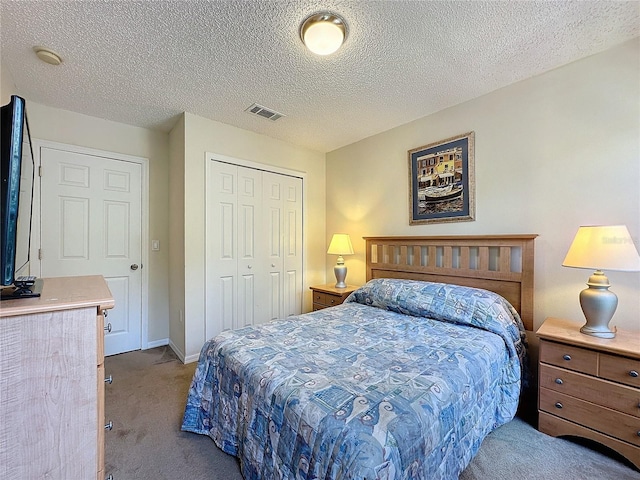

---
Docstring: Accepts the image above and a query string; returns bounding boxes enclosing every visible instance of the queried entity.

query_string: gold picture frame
[408,131,475,225]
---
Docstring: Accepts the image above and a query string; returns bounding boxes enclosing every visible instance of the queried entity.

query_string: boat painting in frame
[408,131,475,225]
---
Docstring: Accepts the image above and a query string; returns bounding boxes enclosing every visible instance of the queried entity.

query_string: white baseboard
[168,338,187,363]
[145,338,169,349]
[183,352,200,364]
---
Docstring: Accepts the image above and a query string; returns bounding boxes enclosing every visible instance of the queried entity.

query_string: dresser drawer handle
[630,370,639,378]
[104,322,112,333]
[102,309,108,318]
[105,375,113,384]
[555,378,563,385]
[562,354,571,361]
[554,402,563,409]
[106,475,114,480]
[105,421,113,431]
[637,431,640,437]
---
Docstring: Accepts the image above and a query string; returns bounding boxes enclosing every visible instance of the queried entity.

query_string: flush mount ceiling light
[300,12,347,56]
[33,46,63,65]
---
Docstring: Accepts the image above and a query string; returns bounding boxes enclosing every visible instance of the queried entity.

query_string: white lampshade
[562,225,640,271]
[300,13,347,56]
[562,225,640,339]
[327,233,354,256]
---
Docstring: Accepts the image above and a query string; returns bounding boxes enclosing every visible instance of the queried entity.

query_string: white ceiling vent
[245,103,285,121]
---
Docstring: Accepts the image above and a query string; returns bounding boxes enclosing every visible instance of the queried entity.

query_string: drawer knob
[555,378,563,385]
[105,421,113,431]
[106,475,114,480]
[562,354,571,361]
[102,309,108,318]
[630,370,639,378]
[105,375,113,384]
[104,322,112,333]
[554,402,563,409]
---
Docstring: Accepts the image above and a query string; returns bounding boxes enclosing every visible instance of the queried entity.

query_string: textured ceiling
[1,1,638,153]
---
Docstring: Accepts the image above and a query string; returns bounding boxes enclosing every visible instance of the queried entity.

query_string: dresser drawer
[600,353,640,388]
[539,340,598,375]
[540,387,640,446]
[539,364,640,417]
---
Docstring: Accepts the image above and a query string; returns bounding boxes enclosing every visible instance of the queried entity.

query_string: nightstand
[536,317,640,469]
[310,284,359,311]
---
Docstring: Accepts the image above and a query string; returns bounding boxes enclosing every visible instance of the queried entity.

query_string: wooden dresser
[0,276,115,480]
[310,284,359,311]
[537,317,640,469]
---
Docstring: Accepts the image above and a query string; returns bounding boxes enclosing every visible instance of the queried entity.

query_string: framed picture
[408,131,475,225]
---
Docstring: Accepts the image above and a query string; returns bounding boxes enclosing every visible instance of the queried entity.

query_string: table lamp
[562,225,640,338]
[327,233,354,288]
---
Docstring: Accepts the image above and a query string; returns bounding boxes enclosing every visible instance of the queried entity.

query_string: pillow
[345,278,527,367]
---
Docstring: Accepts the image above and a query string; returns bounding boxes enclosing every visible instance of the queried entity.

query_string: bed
[182,235,537,479]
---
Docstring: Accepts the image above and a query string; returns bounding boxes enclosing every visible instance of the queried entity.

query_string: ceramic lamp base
[578,271,617,339]
[334,264,347,288]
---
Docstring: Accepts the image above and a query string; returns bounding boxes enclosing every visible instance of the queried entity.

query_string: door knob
[130,264,139,270]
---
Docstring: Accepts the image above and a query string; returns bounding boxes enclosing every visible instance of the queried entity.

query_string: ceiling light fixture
[300,12,347,56]
[33,46,62,66]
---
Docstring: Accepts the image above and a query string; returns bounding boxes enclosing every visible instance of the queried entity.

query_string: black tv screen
[1,95,35,288]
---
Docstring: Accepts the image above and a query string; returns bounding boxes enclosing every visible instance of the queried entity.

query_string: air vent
[245,103,285,121]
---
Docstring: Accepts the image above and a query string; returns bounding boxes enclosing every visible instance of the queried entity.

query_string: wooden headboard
[364,235,537,330]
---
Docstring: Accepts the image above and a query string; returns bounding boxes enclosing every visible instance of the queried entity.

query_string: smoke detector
[245,103,285,121]
[33,46,63,65]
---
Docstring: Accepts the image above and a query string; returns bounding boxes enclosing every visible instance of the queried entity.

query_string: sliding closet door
[206,160,303,339]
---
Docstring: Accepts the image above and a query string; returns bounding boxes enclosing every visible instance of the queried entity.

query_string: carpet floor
[104,346,640,479]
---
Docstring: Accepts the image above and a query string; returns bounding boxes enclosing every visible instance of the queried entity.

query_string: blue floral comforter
[182,279,528,479]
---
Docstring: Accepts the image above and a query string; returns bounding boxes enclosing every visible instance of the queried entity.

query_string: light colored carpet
[104,347,640,480]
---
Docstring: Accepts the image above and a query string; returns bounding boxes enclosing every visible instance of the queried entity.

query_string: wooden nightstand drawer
[600,353,640,388]
[539,364,640,417]
[540,387,640,447]
[313,291,328,305]
[309,284,359,311]
[539,340,597,375]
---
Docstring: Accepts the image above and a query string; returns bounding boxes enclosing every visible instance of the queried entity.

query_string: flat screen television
[0,95,40,299]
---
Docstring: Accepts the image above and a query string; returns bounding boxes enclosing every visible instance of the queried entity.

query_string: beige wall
[168,114,186,356]
[326,38,640,334]
[172,112,326,360]
[22,102,172,345]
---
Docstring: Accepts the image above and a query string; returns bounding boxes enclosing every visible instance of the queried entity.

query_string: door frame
[31,139,150,349]
[205,152,306,342]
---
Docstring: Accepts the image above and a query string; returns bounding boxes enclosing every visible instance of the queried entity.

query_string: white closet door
[208,161,239,334]
[237,166,264,326]
[206,160,303,340]
[281,174,303,318]
[263,172,282,323]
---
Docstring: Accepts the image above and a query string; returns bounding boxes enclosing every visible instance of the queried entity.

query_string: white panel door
[263,172,283,323]
[282,175,303,318]
[237,166,265,326]
[39,147,143,355]
[206,159,303,340]
[262,172,303,322]
[207,161,238,334]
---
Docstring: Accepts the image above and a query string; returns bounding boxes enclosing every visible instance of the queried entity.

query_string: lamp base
[578,270,617,339]
[334,264,347,288]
